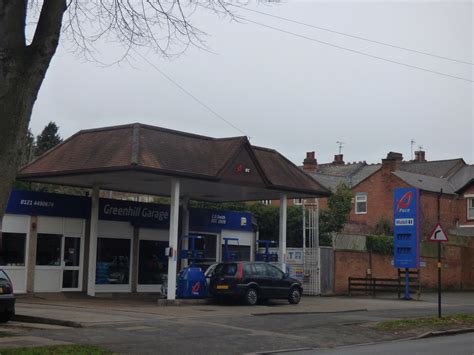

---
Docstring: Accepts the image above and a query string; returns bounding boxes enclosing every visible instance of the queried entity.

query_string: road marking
[176,318,307,341]
[117,325,155,331]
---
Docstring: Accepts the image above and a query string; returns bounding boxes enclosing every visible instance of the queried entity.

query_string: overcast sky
[30,0,473,166]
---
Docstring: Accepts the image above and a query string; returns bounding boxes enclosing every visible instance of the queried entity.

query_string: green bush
[373,217,393,236]
[366,235,393,255]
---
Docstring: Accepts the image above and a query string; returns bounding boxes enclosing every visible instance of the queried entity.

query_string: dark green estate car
[209,262,302,305]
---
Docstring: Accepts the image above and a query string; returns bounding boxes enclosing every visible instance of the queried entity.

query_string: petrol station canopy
[17,123,330,201]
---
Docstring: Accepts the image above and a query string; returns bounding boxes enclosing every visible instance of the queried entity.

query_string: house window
[293,198,304,205]
[261,200,272,205]
[355,194,367,214]
[468,198,474,220]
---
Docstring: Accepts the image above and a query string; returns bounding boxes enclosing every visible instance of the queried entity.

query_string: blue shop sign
[6,190,254,233]
[393,188,420,268]
[189,208,253,233]
[6,190,90,218]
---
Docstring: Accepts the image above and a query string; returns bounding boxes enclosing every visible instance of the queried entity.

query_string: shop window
[355,193,368,215]
[36,234,62,266]
[468,198,474,220]
[0,233,26,266]
[138,240,168,285]
[96,238,130,285]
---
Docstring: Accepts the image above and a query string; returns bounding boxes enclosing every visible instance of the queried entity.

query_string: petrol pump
[222,237,241,262]
[255,240,278,262]
[176,235,208,298]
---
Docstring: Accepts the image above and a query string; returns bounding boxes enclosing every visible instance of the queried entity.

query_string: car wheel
[244,288,258,306]
[288,287,302,305]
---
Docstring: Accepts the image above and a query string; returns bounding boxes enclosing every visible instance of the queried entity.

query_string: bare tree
[0,0,231,218]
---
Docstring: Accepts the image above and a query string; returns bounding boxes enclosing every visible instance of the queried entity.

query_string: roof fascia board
[17,165,220,182]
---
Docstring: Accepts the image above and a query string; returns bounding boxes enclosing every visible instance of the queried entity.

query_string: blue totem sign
[393,188,420,299]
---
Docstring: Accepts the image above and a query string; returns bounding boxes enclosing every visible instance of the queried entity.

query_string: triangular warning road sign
[429,223,449,242]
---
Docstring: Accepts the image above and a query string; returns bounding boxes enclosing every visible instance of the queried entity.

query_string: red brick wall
[334,250,368,294]
[461,238,474,288]
[419,192,461,240]
[334,245,474,294]
[317,170,409,235]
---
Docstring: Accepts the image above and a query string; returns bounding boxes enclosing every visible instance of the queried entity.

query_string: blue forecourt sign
[393,188,420,268]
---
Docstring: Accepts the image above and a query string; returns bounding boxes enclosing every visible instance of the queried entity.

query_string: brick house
[301,151,474,239]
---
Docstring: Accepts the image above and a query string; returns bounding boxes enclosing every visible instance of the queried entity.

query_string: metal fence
[303,202,321,295]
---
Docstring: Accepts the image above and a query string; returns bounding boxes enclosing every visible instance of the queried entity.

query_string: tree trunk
[0,0,67,219]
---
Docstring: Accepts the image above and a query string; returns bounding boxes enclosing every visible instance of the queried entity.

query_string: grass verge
[376,313,474,331]
[0,344,113,355]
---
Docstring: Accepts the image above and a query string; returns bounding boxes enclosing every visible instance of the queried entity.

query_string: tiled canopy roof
[18,123,329,199]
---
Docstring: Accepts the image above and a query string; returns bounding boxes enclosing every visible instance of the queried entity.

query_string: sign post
[429,223,448,318]
[393,188,420,300]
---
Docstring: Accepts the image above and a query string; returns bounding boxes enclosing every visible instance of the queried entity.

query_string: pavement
[14,291,474,327]
[0,292,472,353]
[281,332,474,355]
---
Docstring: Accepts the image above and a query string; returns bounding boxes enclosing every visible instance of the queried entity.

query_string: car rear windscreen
[214,263,237,276]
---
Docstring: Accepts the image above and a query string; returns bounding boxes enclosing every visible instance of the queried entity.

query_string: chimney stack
[414,150,426,162]
[333,154,344,165]
[382,151,403,172]
[303,151,317,172]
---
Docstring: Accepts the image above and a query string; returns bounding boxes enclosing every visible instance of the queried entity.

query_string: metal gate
[302,201,320,295]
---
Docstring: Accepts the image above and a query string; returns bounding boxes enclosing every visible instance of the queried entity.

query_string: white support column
[167,179,180,301]
[87,186,100,297]
[279,194,288,272]
[180,197,190,269]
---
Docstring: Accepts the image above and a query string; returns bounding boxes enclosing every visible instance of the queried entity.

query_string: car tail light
[235,263,244,281]
[2,283,12,295]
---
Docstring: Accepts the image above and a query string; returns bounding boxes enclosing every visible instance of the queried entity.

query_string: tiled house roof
[303,153,472,195]
[308,163,381,192]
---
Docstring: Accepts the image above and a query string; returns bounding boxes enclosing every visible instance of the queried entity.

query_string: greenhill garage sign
[99,198,170,228]
[6,190,253,233]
